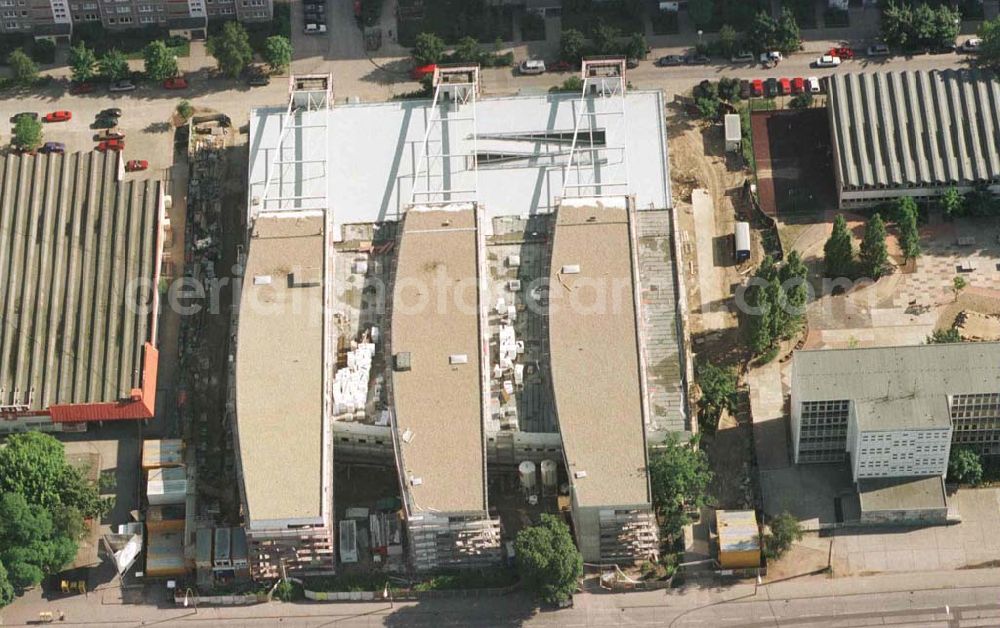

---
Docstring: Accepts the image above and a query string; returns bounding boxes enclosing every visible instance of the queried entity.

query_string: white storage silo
[518,460,537,493]
[540,460,558,492]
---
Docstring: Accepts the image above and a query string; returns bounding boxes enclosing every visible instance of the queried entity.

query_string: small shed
[724,114,742,152]
[142,439,184,469]
[145,529,187,577]
[213,527,232,569]
[146,467,187,506]
[195,528,213,569]
[716,510,761,569]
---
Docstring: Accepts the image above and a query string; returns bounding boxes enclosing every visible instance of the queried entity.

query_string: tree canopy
[824,214,854,278]
[8,49,38,85]
[559,28,587,63]
[688,0,714,28]
[514,514,582,605]
[928,327,962,344]
[263,35,292,72]
[881,0,960,50]
[13,116,42,151]
[742,253,808,355]
[894,197,921,261]
[412,32,446,65]
[979,16,1000,70]
[859,213,889,279]
[0,432,103,516]
[648,434,713,542]
[764,512,802,559]
[142,41,178,82]
[948,447,983,485]
[97,50,130,82]
[207,21,254,78]
[68,42,96,84]
[696,361,737,434]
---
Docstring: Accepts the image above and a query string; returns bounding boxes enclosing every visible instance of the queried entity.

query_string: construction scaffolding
[410,65,481,205]
[562,59,631,199]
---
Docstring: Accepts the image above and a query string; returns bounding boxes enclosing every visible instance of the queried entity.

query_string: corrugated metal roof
[0,151,161,413]
[792,343,1000,403]
[828,70,1000,191]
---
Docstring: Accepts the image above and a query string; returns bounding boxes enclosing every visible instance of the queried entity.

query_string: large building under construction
[0,151,165,434]
[239,64,688,572]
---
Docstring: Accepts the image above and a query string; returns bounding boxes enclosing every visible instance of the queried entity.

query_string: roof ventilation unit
[394,352,412,371]
[449,354,469,365]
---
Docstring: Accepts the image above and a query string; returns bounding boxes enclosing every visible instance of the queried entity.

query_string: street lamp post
[697,30,703,45]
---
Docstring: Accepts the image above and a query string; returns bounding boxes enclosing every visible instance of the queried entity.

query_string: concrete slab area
[690,188,729,330]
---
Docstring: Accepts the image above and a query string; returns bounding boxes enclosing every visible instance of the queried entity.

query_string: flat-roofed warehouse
[234,212,335,577]
[390,204,500,571]
[548,198,658,562]
[827,70,1000,208]
[0,151,163,432]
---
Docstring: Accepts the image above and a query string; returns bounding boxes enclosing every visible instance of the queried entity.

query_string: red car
[778,77,791,95]
[791,77,805,94]
[97,139,124,152]
[163,77,188,90]
[410,64,436,80]
[125,159,148,172]
[750,79,764,97]
[44,110,72,122]
[548,60,573,72]
[69,82,94,95]
[828,46,854,60]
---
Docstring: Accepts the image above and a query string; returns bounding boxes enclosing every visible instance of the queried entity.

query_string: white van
[519,59,546,75]
[806,76,821,93]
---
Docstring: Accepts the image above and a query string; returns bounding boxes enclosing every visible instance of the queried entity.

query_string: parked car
[304,23,327,34]
[69,82,94,95]
[684,54,709,65]
[739,80,751,99]
[813,54,841,68]
[410,63,436,80]
[99,108,123,119]
[960,38,982,53]
[125,159,148,172]
[764,77,778,97]
[163,77,188,90]
[304,8,324,20]
[656,55,684,67]
[760,51,782,65]
[791,77,805,94]
[109,80,136,92]
[626,57,639,69]
[519,59,546,75]
[828,46,855,60]
[926,43,956,54]
[867,43,890,57]
[40,141,65,154]
[92,117,117,129]
[43,110,72,122]
[247,73,270,86]
[97,129,125,140]
[96,139,124,152]
[548,60,573,72]
[807,76,821,94]
[778,77,791,95]
[750,79,764,97]
[730,51,754,63]
[12,112,38,123]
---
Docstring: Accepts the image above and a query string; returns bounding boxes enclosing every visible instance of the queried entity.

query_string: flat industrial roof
[858,476,947,513]
[236,213,326,527]
[247,91,671,237]
[854,396,952,432]
[716,510,760,553]
[828,70,1000,191]
[391,205,487,515]
[0,151,160,411]
[793,343,1000,402]
[548,198,649,509]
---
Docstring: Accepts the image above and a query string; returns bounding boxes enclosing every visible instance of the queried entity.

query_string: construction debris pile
[488,256,527,434]
[333,334,376,421]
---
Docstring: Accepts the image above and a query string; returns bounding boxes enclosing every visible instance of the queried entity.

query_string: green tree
[0,560,14,608]
[859,213,889,279]
[928,327,962,343]
[948,447,983,485]
[931,4,961,47]
[7,49,38,85]
[979,16,1000,70]
[142,41,178,81]
[13,116,43,150]
[688,0,714,28]
[97,49,130,82]
[765,276,787,344]
[775,7,801,55]
[452,35,481,64]
[912,3,937,46]
[779,250,809,332]
[68,42,96,83]
[412,31,446,65]
[764,512,802,559]
[559,28,587,63]
[696,96,719,120]
[177,100,194,120]
[897,199,921,261]
[648,434,713,542]
[718,77,741,102]
[514,514,583,605]
[881,1,913,49]
[263,35,292,73]
[940,187,965,218]
[953,275,967,301]
[0,432,102,517]
[824,214,854,278]
[0,492,78,593]
[789,93,813,109]
[207,21,254,78]
[748,11,778,52]
[744,278,774,354]
[718,24,739,57]
[591,22,622,56]
[696,361,737,434]
[626,32,648,60]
